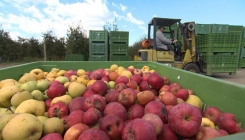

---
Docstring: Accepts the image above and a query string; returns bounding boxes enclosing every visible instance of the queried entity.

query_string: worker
[156,26,177,51]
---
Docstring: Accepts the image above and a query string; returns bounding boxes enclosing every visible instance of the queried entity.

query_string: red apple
[163,76,170,85]
[64,123,90,140]
[101,76,110,82]
[100,114,124,140]
[114,83,127,92]
[157,124,178,140]
[168,103,202,137]
[104,102,128,121]
[126,80,138,89]
[196,126,221,140]
[177,98,185,104]
[69,97,85,112]
[122,118,157,140]
[102,69,111,77]
[82,94,106,113]
[139,80,150,91]
[82,89,96,98]
[203,106,222,124]
[169,83,182,95]
[85,71,92,76]
[187,89,194,95]
[159,85,170,93]
[115,76,129,85]
[137,90,155,106]
[91,80,108,96]
[166,105,174,114]
[142,72,150,81]
[128,104,145,120]
[144,101,168,124]
[109,72,119,81]
[175,89,189,101]
[41,133,63,140]
[50,80,62,87]
[105,89,120,103]
[148,72,164,90]
[216,113,242,134]
[127,68,135,74]
[217,129,229,136]
[61,115,69,131]
[83,107,102,126]
[150,88,158,96]
[45,99,52,111]
[47,84,66,99]
[66,110,84,128]
[160,92,177,106]
[133,69,143,76]
[130,74,142,85]
[48,101,69,118]
[118,88,137,108]
[77,128,110,140]
[89,73,102,80]
[142,113,164,136]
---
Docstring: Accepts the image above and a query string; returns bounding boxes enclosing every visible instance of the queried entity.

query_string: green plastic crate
[243,27,245,38]
[228,25,244,33]
[89,54,108,61]
[89,30,108,42]
[109,54,129,61]
[200,53,239,75]
[195,24,212,34]
[212,24,229,33]
[110,31,129,43]
[242,38,245,46]
[110,43,128,55]
[240,47,245,58]
[238,57,245,68]
[196,33,242,53]
[89,42,108,54]
[65,54,84,61]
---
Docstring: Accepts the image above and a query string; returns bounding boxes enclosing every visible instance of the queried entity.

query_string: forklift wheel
[183,63,200,73]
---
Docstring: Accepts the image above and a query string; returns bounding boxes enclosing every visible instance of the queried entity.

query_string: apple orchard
[0,64,243,140]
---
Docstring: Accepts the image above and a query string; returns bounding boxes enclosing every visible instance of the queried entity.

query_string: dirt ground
[0,63,244,85]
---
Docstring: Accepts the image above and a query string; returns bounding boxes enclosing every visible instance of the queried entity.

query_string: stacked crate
[89,30,109,61]
[109,31,129,61]
[196,24,243,75]
[239,27,245,68]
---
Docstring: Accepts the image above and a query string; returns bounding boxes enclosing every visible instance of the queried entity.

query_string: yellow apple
[11,90,33,107]
[77,69,86,76]
[64,123,90,140]
[76,75,90,86]
[120,70,132,79]
[68,82,86,98]
[57,70,67,76]
[0,85,20,107]
[51,94,73,106]
[43,117,64,135]
[15,99,45,116]
[201,117,215,129]
[30,68,44,80]
[110,64,119,72]
[18,73,36,83]
[185,94,203,108]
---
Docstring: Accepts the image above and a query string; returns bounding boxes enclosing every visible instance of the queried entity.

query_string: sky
[0,0,245,46]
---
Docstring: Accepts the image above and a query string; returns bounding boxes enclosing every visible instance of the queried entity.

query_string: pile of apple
[0,64,244,140]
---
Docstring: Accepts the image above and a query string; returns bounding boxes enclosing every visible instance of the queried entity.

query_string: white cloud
[119,4,127,11]
[126,12,144,25]
[24,5,44,19]
[139,26,147,33]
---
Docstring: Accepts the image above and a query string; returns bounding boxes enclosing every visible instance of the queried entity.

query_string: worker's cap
[158,26,166,29]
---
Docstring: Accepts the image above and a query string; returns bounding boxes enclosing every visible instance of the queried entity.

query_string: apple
[159,85,170,93]
[105,89,120,103]
[45,99,52,111]
[203,106,222,124]
[217,129,229,136]
[82,94,106,113]
[175,89,189,101]
[150,88,158,96]
[101,76,110,82]
[196,126,221,140]
[69,97,85,112]
[68,82,87,98]
[49,80,62,87]
[160,92,177,106]
[41,133,63,140]
[83,107,101,126]
[47,84,66,99]
[115,76,129,85]
[64,123,90,140]
[100,114,124,140]
[83,88,96,98]
[104,102,128,121]
[118,88,137,108]
[108,71,119,81]
[142,113,164,135]
[127,67,135,75]
[114,83,127,92]
[157,124,178,140]
[162,76,170,85]
[37,80,51,92]
[128,104,145,120]
[89,73,102,80]
[177,98,185,104]
[43,117,65,136]
[216,113,242,134]
[187,89,194,95]
[61,115,69,131]
[201,117,215,129]
[144,101,168,124]
[126,80,138,89]
[148,72,164,90]
[130,74,142,85]
[108,81,116,89]
[166,105,174,114]
[169,83,182,95]
[76,75,90,86]
[133,69,143,76]
[168,103,202,137]
[120,70,133,79]
[102,69,111,77]
[137,90,155,106]
[66,110,84,128]
[55,76,69,84]
[142,72,150,81]
[48,101,69,118]
[69,75,78,82]
[91,80,108,96]
[85,71,92,76]
[77,128,110,140]
[139,80,150,91]
[122,118,157,140]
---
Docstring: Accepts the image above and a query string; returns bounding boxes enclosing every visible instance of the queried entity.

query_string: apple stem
[7,107,14,114]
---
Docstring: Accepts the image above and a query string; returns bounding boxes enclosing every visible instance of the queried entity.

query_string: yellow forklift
[136,17,203,73]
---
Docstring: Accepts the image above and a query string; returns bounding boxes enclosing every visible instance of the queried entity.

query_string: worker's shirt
[156,30,172,50]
